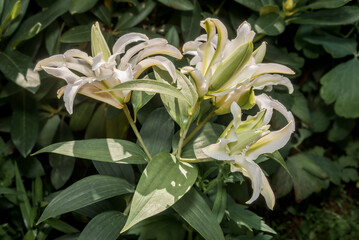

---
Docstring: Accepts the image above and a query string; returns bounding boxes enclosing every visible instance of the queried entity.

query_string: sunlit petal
[251,74,293,93]
[246,120,294,161]
[133,56,177,81]
[181,66,208,97]
[252,63,295,78]
[119,38,168,69]
[42,66,79,84]
[252,42,267,64]
[112,32,149,55]
[131,44,182,66]
[202,138,232,161]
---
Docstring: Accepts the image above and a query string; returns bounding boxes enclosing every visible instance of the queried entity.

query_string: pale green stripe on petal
[206,18,228,72]
[132,44,182,64]
[251,74,293,93]
[252,63,295,78]
[246,120,295,162]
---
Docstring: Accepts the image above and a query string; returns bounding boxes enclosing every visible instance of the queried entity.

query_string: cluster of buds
[35,19,295,209]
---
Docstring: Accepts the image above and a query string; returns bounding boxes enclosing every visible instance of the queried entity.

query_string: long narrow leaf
[38,175,134,223]
[101,80,191,104]
[33,138,147,164]
[78,211,126,240]
[172,188,225,240]
[121,153,197,232]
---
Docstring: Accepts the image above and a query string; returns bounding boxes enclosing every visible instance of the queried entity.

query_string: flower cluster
[36,19,295,209]
[35,22,181,114]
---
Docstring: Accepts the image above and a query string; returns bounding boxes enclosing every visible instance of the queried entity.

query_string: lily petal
[256,94,295,126]
[42,66,80,84]
[63,81,88,114]
[112,32,149,55]
[231,156,275,209]
[246,120,294,161]
[202,138,232,161]
[78,82,124,109]
[131,44,182,66]
[34,55,64,71]
[181,66,208,97]
[252,42,267,64]
[119,38,168,69]
[133,56,177,81]
[252,63,295,78]
[64,49,93,65]
[251,74,294,94]
[231,101,242,130]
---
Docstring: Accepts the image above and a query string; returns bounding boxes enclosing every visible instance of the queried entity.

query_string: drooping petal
[252,63,295,78]
[112,32,149,55]
[231,155,275,209]
[64,49,93,65]
[246,120,295,162]
[63,81,88,114]
[133,56,177,82]
[255,94,295,126]
[202,138,232,161]
[42,66,80,84]
[34,55,64,71]
[131,44,182,66]
[251,74,293,93]
[118,38,168,69]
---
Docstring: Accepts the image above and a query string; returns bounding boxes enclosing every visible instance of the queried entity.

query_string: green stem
[203,168,223,194]
[176,100,201,158]
[123,104,152,161]
[182,109,216,147]
[179,157,214,163]
[214,0,226,16]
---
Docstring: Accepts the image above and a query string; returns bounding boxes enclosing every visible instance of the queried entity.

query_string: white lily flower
[202,97,295,209]
[182,18,294,114]
[35,22,181,114]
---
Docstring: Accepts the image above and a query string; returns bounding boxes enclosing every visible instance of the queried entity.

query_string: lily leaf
[33,138,148,164]
[78,211,126,240]
[103,79,191,104]
[38,175,134,223]
[173,188,225,240]
[290,6,359,25]
[320,58,359,118]
[121,152,198,232]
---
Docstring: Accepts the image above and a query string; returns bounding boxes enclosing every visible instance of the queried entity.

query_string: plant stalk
[123,104,152,161]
